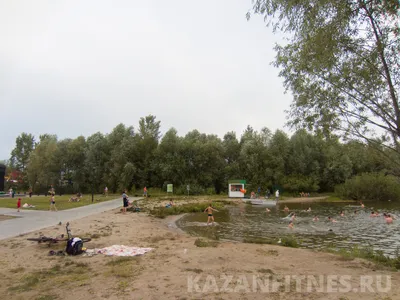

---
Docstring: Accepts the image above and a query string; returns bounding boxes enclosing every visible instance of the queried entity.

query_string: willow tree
[247,0,400,155]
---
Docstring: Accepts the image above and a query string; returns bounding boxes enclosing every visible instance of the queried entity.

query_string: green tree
[248,0,400,155]
[10,133,35,171]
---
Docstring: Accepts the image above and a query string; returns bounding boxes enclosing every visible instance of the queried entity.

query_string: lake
[176,200,400,257]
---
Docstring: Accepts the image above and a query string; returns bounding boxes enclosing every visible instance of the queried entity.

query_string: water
[176,201,400,257]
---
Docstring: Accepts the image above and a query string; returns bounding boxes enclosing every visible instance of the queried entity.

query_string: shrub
[335,172,400,201]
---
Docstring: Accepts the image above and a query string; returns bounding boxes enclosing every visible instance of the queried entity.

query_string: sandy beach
[0,199,398,300]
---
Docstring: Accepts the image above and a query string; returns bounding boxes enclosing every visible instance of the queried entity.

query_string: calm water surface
[176,201,400,257]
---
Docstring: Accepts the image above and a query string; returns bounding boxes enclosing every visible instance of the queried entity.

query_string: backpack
[66,237,83,255]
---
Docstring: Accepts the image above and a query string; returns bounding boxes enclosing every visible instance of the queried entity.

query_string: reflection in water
[176,201,400,257]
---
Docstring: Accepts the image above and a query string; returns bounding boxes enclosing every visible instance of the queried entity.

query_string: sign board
[167,184,173,193]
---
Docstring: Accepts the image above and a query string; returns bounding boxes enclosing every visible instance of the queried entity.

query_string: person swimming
[288,221,294,229]
[266,208,271,213]
[360,201,365,208]
[385,214,393,224]
[313,215,319,221]
[339,210,344,217]
[328,216,337,223]
[304,206,311,212]
[290,213,296,221]
[284,205,289,212]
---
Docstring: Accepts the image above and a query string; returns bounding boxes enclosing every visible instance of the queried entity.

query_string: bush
[282,175,319,193]
[335,172,400,201]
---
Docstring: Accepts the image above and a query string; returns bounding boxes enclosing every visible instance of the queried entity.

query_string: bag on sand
[66,237,83,255]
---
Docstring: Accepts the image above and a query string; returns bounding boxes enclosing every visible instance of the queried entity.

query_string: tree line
[5,115,398,199]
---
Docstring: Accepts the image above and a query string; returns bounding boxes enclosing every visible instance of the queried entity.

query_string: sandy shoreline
[0,202,398,300]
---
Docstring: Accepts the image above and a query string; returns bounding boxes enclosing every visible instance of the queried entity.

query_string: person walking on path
[17,198,21,212]
[122,190,129,214]
[143,187,147,198]
[49,193,58,211]
[104,186,108,197]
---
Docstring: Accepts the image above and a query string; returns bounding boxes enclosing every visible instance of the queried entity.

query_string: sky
[0,0,293,160]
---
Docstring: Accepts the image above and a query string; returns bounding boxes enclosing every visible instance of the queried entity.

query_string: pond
[176,200,400,257]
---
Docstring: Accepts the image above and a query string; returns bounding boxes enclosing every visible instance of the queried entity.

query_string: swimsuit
[208,214,213,217]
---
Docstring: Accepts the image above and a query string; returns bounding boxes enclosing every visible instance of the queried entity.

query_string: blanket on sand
[86,245,153,256]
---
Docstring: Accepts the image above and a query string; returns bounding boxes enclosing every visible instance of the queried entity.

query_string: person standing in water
[204,204,219,225]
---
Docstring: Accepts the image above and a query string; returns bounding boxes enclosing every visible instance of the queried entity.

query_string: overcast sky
[0,0,292,160]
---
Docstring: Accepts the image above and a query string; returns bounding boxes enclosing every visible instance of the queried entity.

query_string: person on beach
[166,200,174,208]
[104,186,108,197]
[49,193,57,211]
[143,187,147,198]
[122,190,129,214]
[313,215,319,221]
[204,204,219,225]
[17,198,21,212]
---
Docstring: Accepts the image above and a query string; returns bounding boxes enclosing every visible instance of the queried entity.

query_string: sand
[0,201,398,300]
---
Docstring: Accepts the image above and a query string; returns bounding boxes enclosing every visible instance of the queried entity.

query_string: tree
[10,133,35,188]
[248,0,400,156]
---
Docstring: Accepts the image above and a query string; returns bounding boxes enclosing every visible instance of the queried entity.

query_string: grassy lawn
[0,194,121,211]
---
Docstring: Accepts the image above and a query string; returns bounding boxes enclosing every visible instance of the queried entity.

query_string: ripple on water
[177,201,400,257]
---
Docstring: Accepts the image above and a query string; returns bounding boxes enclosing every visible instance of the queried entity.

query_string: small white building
[228,180,246,198]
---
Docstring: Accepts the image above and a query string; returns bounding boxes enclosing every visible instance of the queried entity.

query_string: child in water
[313,215,319,221]
[204,204,219,225]
[385,214,393,224]
[339,210,344,217]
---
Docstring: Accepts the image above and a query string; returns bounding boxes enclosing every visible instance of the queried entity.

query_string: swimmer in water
[284,205,289,212]
[290,213,296,221]
[360,201,364,208]
[313,215,319,221]
[266,208,271,213]
[288,221,294,229]
[304,206,311,212]
[339,210,344,217]
[354,210,357,215]
[328,216,337,223]
[385,214,393,224]
[370,211,377,217]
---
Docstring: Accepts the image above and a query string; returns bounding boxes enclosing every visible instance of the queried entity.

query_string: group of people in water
[264,201,396,229]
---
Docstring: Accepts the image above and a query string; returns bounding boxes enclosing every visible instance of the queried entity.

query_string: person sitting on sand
[166,200,174,208]
[328,216,337,223]
[266,208,270,213]
[288,221,294,229]
[284,205,289,212]
[339,210,344,217]
[204,204,219,226]
[313,215,319,221]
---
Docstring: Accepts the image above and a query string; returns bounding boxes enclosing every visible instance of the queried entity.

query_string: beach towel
[86,245,153,257]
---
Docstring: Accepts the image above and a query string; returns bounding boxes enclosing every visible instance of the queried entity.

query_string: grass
[325,245,400,270]
[0,194,120,210]
[8,263,92,293]
[149,201,224,219]
[105,257,143,278]
[243,236,300,248]
[194,238,219,247]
